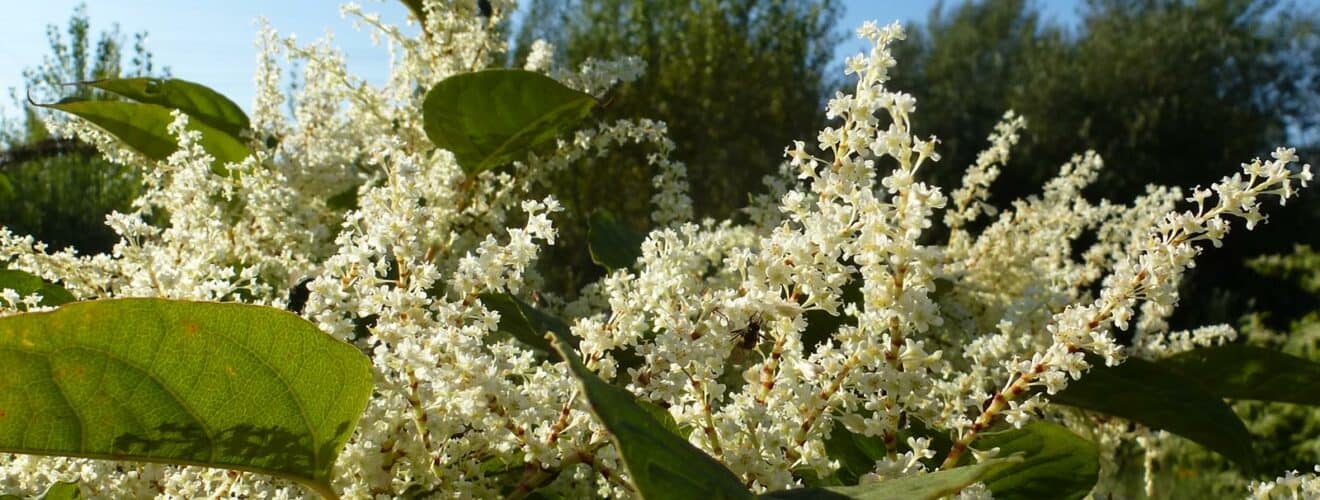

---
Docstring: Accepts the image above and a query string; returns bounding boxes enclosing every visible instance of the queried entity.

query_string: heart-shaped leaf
[588,209,646,271]
[1049,355,1254,468]
[85,78,250,137]
[550,335,753,500]
[0,298,374,498]
[422,69,596,174]
[1162,344,1320,406]
[972,422,1099,500]
[0,269,74,308]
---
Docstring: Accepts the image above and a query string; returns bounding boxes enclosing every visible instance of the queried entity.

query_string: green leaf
[422,69,596,174]
[550,335,753,500]
[84,78,250,137]
[0,481,82,500]
[479,292,575,359]
[636,398,688,439]
[588,209,646,271]
[1050,355,1254,467]
[759,456,1020,500]
[972,422,1099,500]
[822,427,888,486]
[400,0,427,27]
[1162,344,1320,406]
[38,100,251,173]
[0,298,374,498]
[37,482,81,500]
[0,269,74,308]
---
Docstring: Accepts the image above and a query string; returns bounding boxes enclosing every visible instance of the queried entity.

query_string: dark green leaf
[38,100,250,173]
[588,209,645,271]
[972,422,1098,500]
[0,269,75,308]
[85,78,250,137]
[823,427,888,486]
[759,456,1020,500]
[1050,355,1254,467]
[1162,344,1320,406]
[400,0,427,27]
[479,292,575,359]
[326,186,360,211]
[422,69,596,174]
[0,298,374,498]
[550,335,753,500]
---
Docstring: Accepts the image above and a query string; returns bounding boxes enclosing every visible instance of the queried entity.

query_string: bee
[730,314,763,351]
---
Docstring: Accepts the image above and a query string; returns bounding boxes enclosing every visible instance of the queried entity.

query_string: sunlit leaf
[972,422,1098,500]
[759,456,1020,500]
[85,78,249,137]
[38,100,250,172]
[0,298,374,498]
[423,69,596,174]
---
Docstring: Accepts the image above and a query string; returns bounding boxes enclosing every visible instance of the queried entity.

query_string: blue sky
[0,0,1085,116]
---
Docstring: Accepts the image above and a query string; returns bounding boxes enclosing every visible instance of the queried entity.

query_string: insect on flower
[731,314,764,351]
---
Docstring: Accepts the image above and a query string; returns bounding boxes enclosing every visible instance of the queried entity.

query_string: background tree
[0,3,165,253]
[889,0,1320,329]
[512,0,842,294]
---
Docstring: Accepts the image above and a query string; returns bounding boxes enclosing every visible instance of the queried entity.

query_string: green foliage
[0,148,139,253]
[972,422,1099,500]
[551,334,754,500]
[0,298,374,497]
[1051,354,1255,467]
[515,0,841,296]
[0,481,82,500]
[0,269,74,308]
[86,78,250,137]
[890,0,1320,328]
[479,291,574,359]
[0,3,165,254]
[38,98,250,172]
[1163,344,1320,406]
[587,209,645,271]
[760,456,1022,500]
[422,69,596,175]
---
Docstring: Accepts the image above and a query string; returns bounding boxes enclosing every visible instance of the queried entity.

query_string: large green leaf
[1162,344,1320,406]
[38,100,251,172]
[972,422,1098,500]
[0,298,374,498]
[588,209,646,271]
[479,292,575,359]
[85,78,250,137]
[550,335,753,500]
[760,456,1020,500]
[1050,355,1254,467]
[422,69,596,174]
[0,269,74,308]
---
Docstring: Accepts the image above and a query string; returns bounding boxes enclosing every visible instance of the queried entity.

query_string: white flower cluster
[1,2,1314,498]
[1251,466,1320,499]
